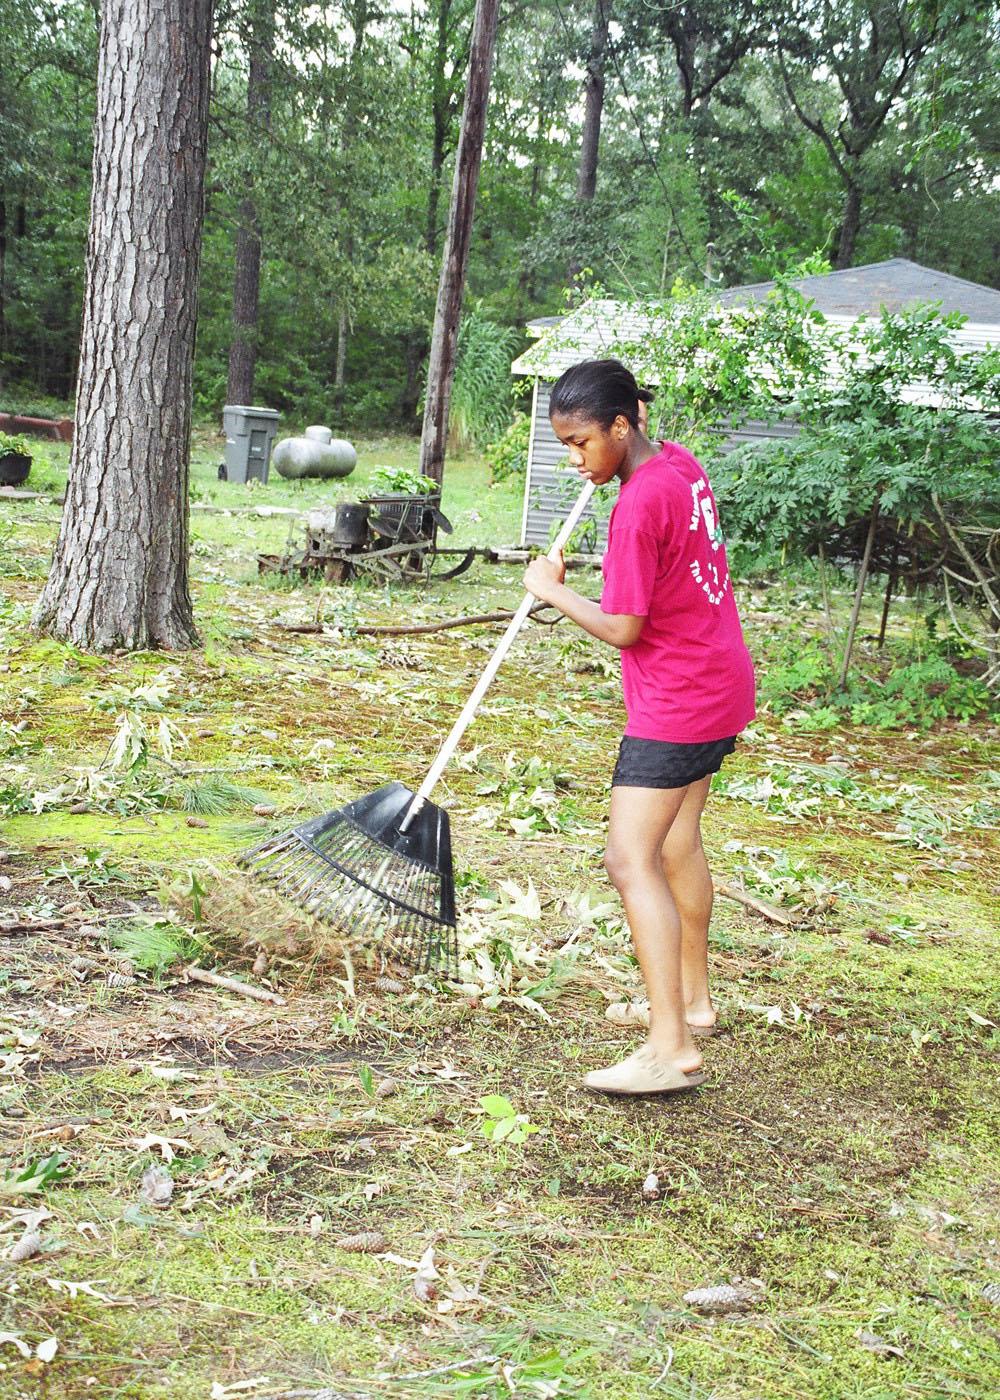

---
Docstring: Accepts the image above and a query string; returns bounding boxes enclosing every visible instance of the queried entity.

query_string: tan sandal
[605,1001,721,1037]
[583,1045,707,1096]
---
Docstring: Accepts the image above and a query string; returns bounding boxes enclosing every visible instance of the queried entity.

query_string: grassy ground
[1,432,999,1399]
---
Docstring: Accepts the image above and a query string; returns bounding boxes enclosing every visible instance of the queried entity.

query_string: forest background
[2,0,999,436]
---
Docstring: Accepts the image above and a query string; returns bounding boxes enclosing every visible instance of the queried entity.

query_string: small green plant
[0,431,32,457]
[44,848,131,890]
[479,1094,541,1146]
[107,915,204,976]
[174,774,266,814]
[368,466,437,496]
[0,1151,70,1198]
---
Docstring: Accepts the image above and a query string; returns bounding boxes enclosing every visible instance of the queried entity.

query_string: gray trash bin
[221,405,281,483]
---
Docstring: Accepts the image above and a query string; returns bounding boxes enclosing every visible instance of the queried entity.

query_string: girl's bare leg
[660,775,717,1030]
[604,784,702,1074]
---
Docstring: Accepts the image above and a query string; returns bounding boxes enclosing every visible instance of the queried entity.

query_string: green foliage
[485,411,530,483]
[107,915,204,977]
[175,775,266,815]
[717,307,1000,556]
[760,644,992,730]
[478,1094,540,1146]
[44,847,130,890]
[847,657,991,728]
[449,308,520,450]
[0,1151,70,1198]
[367,466,437,496]
[0,431,33,457]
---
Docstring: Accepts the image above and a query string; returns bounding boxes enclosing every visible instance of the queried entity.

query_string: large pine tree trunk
[33,0,212,652]
[419,0,500,486]
[226,1,274,407]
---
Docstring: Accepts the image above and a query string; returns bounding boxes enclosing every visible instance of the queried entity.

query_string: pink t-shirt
[600,442,756,743]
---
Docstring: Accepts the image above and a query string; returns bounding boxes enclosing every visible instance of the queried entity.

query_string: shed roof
[717,258,1000,321]
[513,258,1000,380]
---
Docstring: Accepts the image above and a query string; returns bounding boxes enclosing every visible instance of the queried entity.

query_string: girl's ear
[613,413,630,441]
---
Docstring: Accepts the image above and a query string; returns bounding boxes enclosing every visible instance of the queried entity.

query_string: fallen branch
[277,603,563,638]
[0,915,78,937]
[183,965,286,1005]
[713,882,796,927]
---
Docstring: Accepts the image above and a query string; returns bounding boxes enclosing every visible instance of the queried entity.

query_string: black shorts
[611,735,737,790]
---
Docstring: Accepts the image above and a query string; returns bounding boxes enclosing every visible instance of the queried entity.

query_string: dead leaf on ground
[131,1133,192,1163]
[856,1329,906,1358]
[139,1165,173,1210]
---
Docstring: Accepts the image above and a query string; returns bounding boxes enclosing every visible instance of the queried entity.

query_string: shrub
[485,412,531,483]
[449,308,520,449]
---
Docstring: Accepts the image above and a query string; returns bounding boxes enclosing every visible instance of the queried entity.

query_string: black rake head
[237,783,457,973]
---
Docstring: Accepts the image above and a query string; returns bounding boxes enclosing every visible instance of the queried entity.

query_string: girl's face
[550,410,630,486]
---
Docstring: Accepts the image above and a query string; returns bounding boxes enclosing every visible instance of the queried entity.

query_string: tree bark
[226,1,274,407]
[33,0,212,652]
[419,0,500,486]
[835,181,862,269]
[576,2,609,204]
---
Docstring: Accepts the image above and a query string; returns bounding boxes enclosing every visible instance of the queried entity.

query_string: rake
[238,479,597,971]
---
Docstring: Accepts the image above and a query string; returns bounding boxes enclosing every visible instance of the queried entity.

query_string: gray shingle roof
[716,258,1000,320]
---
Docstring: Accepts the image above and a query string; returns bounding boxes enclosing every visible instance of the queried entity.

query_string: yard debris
[183,965,286,1006]
[209,1378,272,1398]
[855,1329,906,1358]
[374,976,407,995]
[981,1282,1000,1306]
[139,1165,174,1209]
[69,955,99,982]
[47,1277,123,1304]
[335,1231,387,1254]
[252,950,269,977]
[131,1133,192,1163]
[375,1078,399,1098]
[683,1281,764,1313]
[6,1228,42,1262]
[106,970,136,989]
[713,880,796,927]
[411,1245,439,1304]
[252,804,276,817]
[186,816,209,829]
[641,1172,661,1201]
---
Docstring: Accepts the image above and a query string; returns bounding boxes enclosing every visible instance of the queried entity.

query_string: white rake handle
[399,478,597,831]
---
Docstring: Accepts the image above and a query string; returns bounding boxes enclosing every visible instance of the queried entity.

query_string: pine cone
[336,1231,387,1254]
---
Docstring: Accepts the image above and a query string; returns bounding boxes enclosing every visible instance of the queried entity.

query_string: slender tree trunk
[226,1,274,407]
[419,0,500,485]
[0,197,6,360]
[33,0,212,652]
[333,0,371,406]
[838,495,881,689]
[835,180,862,269]
[567,0,609,281]
[335,308,348,392]
[576,2,609,203]
[425,0,455,258]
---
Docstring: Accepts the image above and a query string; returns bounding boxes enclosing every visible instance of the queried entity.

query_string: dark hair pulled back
[549,358,654,431]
